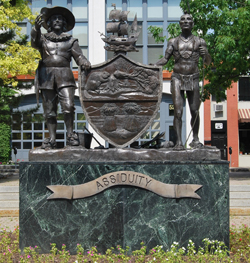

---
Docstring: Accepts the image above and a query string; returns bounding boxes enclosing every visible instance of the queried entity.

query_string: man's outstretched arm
[155,38,174,66]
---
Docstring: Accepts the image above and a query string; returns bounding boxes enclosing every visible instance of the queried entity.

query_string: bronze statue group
[32,7,211,150]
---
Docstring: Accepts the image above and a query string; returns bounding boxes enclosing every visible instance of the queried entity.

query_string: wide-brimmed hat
[41,6,75,32]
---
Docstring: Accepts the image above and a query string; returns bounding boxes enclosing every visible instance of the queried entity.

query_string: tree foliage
[0,123,11,162]
[0,0,39,86]
[0,0,40,161]
[0,0,40,119]
[149,0,250,101]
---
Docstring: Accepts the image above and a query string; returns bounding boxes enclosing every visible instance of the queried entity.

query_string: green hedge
[0,122,11,163]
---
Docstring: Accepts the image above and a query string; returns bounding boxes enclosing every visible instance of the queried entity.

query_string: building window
[239,77,250,101]
[169,104,174,116]
[239,123,250,154]
[30,0,47,15]
[105,0,182,64]
[12,97,88,151]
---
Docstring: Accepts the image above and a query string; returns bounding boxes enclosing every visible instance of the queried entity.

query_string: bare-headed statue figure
[154,12,211,149]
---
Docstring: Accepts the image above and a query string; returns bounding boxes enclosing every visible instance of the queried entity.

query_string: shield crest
[79,54,162,148]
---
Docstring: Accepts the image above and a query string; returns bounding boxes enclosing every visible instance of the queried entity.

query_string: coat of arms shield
[79,54,162,148]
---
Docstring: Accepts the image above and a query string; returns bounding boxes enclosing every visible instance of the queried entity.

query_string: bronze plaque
[79,54,162,148]
[47,171,202,200]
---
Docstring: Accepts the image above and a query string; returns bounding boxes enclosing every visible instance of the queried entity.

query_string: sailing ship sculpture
[99,4,140,54]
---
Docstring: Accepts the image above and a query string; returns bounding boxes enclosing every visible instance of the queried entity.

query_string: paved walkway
[0,217,18,231]
[0,174,19,186]
[230,216,250,228]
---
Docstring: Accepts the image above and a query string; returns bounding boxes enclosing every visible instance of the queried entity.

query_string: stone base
[19,159,229,254]
[29,146,221,162]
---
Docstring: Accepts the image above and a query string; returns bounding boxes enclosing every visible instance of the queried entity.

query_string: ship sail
[109,9,121,21]
[130,14,138,32]
[107,22,120,34]
[118,23,129,36]
[119,11,129,22]
[107,22,128,36]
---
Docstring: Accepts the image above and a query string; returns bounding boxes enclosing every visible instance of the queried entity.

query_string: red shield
[79,54,162,148]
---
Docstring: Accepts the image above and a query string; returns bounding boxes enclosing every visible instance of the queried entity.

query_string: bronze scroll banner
[47,171,202,200]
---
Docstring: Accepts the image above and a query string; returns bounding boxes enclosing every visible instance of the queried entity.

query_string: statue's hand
[35,14,44,30]
[81,61,91,71]
[199,46,208,57]
[199,45,212,65]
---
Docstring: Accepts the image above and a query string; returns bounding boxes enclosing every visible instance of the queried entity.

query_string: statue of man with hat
[31,6,91,149]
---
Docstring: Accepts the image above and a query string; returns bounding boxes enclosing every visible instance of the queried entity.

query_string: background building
[204,77,250,168]
[12,0,204,161]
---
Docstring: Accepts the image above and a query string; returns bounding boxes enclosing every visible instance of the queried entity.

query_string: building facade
[204,78,250,168]
[12,0,205,161]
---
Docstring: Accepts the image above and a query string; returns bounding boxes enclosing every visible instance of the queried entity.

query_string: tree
[0,0,39,85]
[148,0,250,101]
[0,0,40,162]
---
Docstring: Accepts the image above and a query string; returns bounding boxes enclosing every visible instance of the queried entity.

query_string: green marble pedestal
[19,159,229,254]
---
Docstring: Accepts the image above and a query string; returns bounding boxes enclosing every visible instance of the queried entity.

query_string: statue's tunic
[31,29,87,92]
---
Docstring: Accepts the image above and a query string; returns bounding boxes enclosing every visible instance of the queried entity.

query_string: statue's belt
[42,55,71,67]
[171,72,199,91]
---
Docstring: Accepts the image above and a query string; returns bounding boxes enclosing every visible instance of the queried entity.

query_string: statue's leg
[41,89,58,149]
[47,118,57,142]
[171,77,185,148]
[58,87,79,146]
[186,79,203,147]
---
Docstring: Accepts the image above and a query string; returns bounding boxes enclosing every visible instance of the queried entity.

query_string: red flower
[239,238,242,241]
